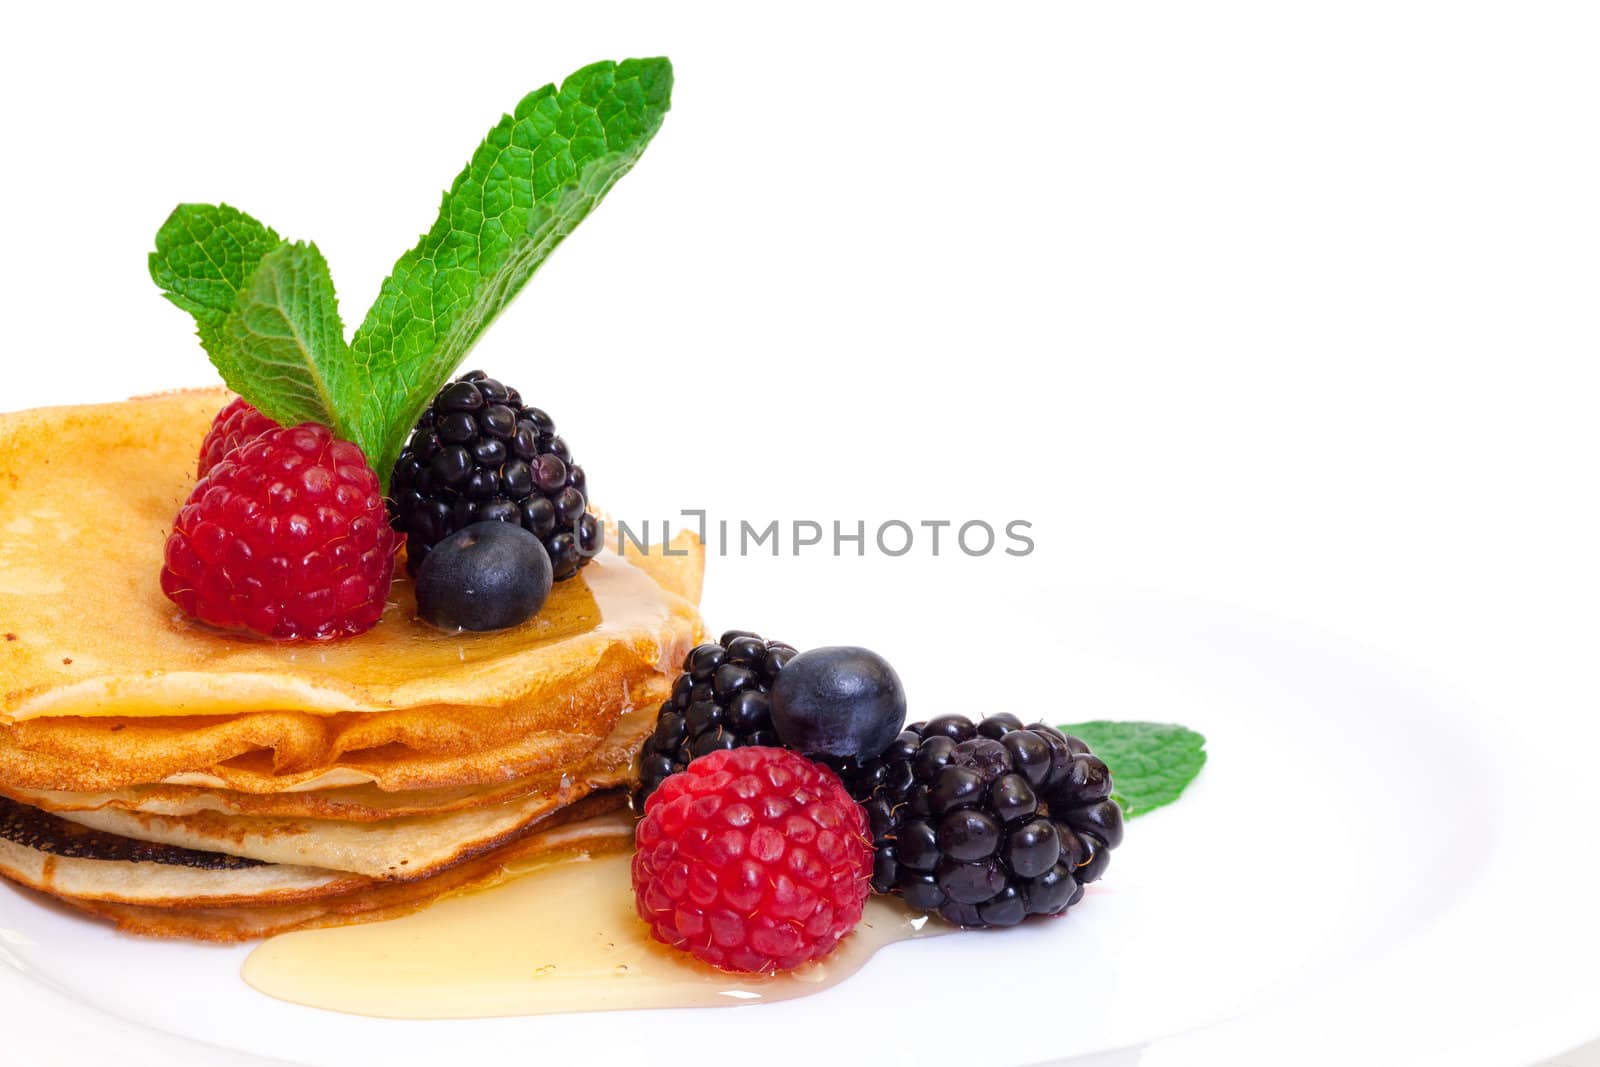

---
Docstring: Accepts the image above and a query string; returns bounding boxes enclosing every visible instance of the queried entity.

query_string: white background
[2,2,1598,1064]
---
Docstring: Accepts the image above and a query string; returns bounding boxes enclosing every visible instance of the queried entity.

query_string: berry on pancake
[390,372,599,581]
[160,423,399,640]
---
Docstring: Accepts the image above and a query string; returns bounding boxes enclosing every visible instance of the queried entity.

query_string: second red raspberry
[161,422,399,640]
[632,746,873,974]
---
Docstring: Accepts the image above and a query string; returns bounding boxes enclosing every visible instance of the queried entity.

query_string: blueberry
[414,521,552,632]
[769,646,907,761]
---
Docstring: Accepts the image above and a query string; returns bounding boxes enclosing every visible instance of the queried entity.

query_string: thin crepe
[0,791,625,913]
[47,705,653,878]
[0,671,673,793]
[0,389,703,723]
[2,696,657,821]
[60,809,636,942]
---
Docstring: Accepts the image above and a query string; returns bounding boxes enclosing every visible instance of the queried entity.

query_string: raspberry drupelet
[196,397,279,478]
[161,422,400,640]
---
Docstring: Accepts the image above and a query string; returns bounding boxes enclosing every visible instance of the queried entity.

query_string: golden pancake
[53,772,614,880]
[0,390,689,941]
[0,794,366,906]
[43,708,652,877]
[56,808,635,942]
[3,692,658,821]
[10,777,555,820]
[0,670,672,793]
[0,389,701,793]
[0,790,625,913]
[0,389,702,723]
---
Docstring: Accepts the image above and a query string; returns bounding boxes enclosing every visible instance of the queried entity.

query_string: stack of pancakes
[0,391,701,940]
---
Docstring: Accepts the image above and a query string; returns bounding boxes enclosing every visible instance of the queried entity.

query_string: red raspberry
[197,397,279,478]
[632,746,873,974]
[161,423,400,640]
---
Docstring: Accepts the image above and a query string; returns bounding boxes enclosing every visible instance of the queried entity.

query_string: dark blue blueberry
[769,646,907,761]
[414,521,552,632]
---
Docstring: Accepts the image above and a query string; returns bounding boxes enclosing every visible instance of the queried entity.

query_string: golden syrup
[242,849,947,1018]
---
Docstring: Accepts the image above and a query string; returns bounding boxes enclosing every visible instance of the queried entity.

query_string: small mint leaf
[150,204,282,359]
[1058,721,1207,817]
[350,56,674,485]
[216,241,360,443]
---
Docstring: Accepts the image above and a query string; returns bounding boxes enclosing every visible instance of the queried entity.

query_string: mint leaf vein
[1058,721,1207,817]
[150,204,282,360]
[350,57,674,482]
[149,57,674,486]
[218,242,354,437]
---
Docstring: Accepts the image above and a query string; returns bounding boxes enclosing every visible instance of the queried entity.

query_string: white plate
[0,585,1501,1065]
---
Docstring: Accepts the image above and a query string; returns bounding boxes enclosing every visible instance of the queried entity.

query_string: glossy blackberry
[631,630,798,810]
[389,371,599,580]
[841,713,1124,929]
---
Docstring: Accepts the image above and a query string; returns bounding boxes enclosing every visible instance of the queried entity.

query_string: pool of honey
[242,850,947,1018]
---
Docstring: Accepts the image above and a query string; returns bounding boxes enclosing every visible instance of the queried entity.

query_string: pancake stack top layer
[0,391,704,938]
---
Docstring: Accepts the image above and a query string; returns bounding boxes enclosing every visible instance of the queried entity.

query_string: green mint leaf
[150,203,282,359]
[216,241,359,441]
[350,56,674,483]
[1058,721,1207,817]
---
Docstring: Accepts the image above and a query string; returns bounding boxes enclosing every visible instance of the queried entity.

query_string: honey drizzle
[242,850,946,1018]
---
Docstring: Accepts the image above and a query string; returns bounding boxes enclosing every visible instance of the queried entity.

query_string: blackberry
[841,713,1124,928]
[632,630,798,810]
[389,371,599,580]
